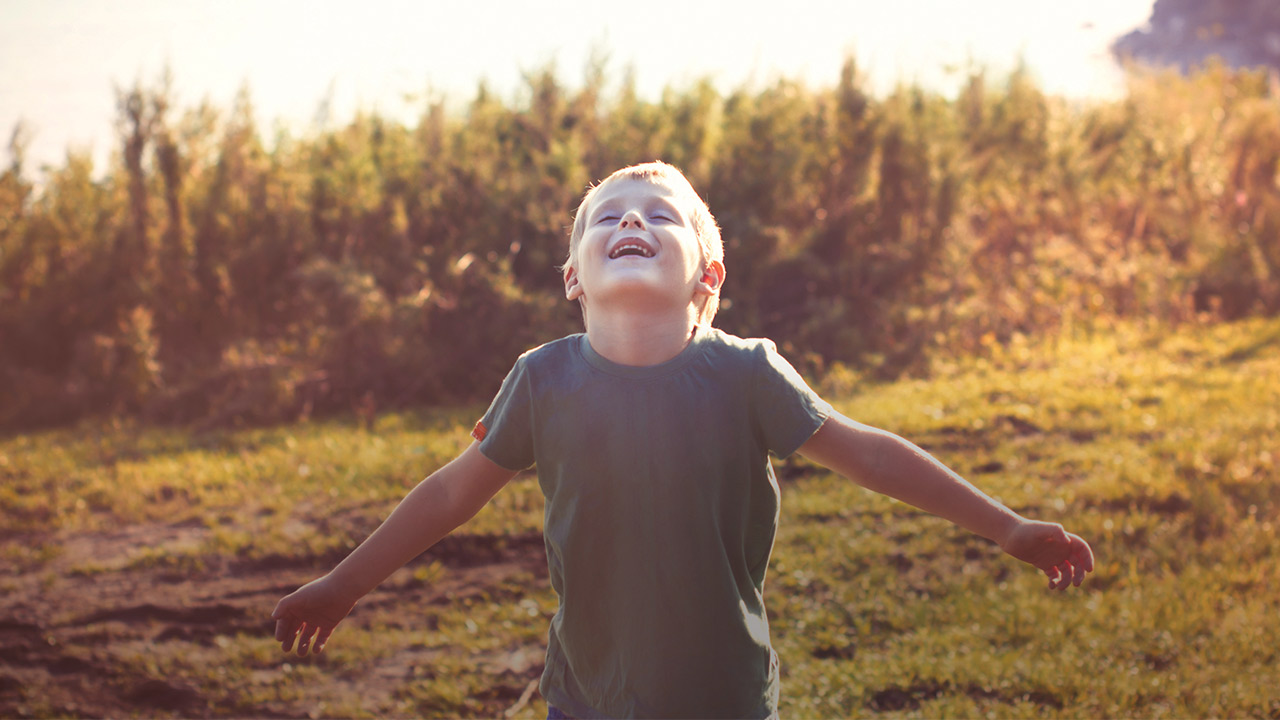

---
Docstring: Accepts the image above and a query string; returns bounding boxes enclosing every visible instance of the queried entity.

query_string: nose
[619,209,645,229]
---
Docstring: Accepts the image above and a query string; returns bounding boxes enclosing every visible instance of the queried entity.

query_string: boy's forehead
[589,176,692,212]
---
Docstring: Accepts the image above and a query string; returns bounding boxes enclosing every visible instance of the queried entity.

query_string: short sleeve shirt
[474,326,832,719]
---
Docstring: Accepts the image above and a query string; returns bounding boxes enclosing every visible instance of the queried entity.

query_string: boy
[272,162,1094,719]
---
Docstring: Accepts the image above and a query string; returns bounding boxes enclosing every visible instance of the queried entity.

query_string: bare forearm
[799,415,1021,544]
[326,476,461,597]
[325,443,514,601]
[859,429,1020,542]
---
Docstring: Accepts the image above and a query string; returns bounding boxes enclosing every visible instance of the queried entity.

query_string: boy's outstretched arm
[797,412,1094,590]
[271,441,517,656]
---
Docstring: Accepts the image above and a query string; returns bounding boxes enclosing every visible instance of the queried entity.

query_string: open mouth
[608,240,655,259]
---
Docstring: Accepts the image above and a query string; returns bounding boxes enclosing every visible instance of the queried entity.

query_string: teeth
[609,243,653,259]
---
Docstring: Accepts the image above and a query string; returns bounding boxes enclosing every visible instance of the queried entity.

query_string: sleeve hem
[774,403,833,459]
[476,436,533,472]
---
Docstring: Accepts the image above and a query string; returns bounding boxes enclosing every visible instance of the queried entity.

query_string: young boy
[272,162,1094,719]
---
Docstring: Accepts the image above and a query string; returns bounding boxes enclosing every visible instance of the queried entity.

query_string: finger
[314,625,335,654]
[1059,538,1090,588]
[295,622,313,657]
[275,612,298,643]
[270,596,291,621]
[1072,534,1096,573]
[295,622,322,655]
[277,617,300,652]
[1057,562,1074,590]
[1045,564,1063,590]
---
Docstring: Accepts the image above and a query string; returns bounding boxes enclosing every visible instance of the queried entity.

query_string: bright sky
[1,0,1156,175]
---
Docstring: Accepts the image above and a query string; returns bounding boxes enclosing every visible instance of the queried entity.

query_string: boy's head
[564,162,725,325]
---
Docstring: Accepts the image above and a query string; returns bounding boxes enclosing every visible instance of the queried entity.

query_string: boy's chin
[585,282,694,311]
[592,270,669,291]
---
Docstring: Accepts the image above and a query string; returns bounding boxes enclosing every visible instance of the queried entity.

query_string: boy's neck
[583,306,700,367]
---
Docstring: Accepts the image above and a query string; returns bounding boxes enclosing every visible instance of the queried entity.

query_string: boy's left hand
[999,519,1095,590]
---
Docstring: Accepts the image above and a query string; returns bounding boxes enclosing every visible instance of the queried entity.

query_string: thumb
[271,594,294,621]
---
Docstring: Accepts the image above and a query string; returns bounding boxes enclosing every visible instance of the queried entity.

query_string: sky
[1,0,1157,175]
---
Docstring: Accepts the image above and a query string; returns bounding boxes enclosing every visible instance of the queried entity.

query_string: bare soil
[0,520,550,718]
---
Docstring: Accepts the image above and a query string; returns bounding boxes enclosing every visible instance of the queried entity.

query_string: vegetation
[3,51,1278,716]
[2,317,1278,717]
[1113,0,1280,73]
[3,59,1279,431]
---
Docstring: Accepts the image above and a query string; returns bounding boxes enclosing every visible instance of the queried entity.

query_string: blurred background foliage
[2,58,1278,431]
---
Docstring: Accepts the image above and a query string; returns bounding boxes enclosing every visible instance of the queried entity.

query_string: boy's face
[565,177,723,319]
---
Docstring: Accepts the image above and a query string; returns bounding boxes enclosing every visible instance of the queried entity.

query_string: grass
[2,317,1279,718]
[774,318,1280,718]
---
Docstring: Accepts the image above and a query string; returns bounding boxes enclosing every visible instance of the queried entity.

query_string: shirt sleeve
[472,353,536,471]
[751,340,834,458]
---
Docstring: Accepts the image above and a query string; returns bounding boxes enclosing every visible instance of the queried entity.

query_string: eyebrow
[590,195,685,222]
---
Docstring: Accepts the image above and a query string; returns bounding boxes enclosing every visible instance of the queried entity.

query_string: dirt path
[0,520,550,718]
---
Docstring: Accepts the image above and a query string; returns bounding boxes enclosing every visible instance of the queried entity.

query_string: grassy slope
[774,317,1280,718]
[2,318,1278,718]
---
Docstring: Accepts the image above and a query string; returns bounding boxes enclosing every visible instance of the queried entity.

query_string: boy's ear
[564,264,583,301]
[695,260,725,296]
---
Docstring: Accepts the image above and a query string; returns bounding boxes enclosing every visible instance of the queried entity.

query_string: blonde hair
[565,161,725,324]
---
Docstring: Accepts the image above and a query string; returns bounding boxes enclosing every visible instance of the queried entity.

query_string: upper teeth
[610,243,653,259]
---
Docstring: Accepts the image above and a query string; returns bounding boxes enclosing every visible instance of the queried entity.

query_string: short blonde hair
[565,161,725,324]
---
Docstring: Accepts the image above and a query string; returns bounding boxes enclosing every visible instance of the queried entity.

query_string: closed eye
[596,214,619,224]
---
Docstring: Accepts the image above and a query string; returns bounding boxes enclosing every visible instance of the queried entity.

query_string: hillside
[2,318,1279,717]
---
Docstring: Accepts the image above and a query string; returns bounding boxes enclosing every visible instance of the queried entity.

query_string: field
[2,318,1279,718]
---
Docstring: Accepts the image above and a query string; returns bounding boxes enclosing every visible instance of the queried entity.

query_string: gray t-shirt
[474,326,832,719]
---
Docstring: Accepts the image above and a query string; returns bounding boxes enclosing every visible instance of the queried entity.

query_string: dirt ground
[0,519,550,718]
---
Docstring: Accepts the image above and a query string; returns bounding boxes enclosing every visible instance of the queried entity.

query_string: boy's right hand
[271,574,357,656]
